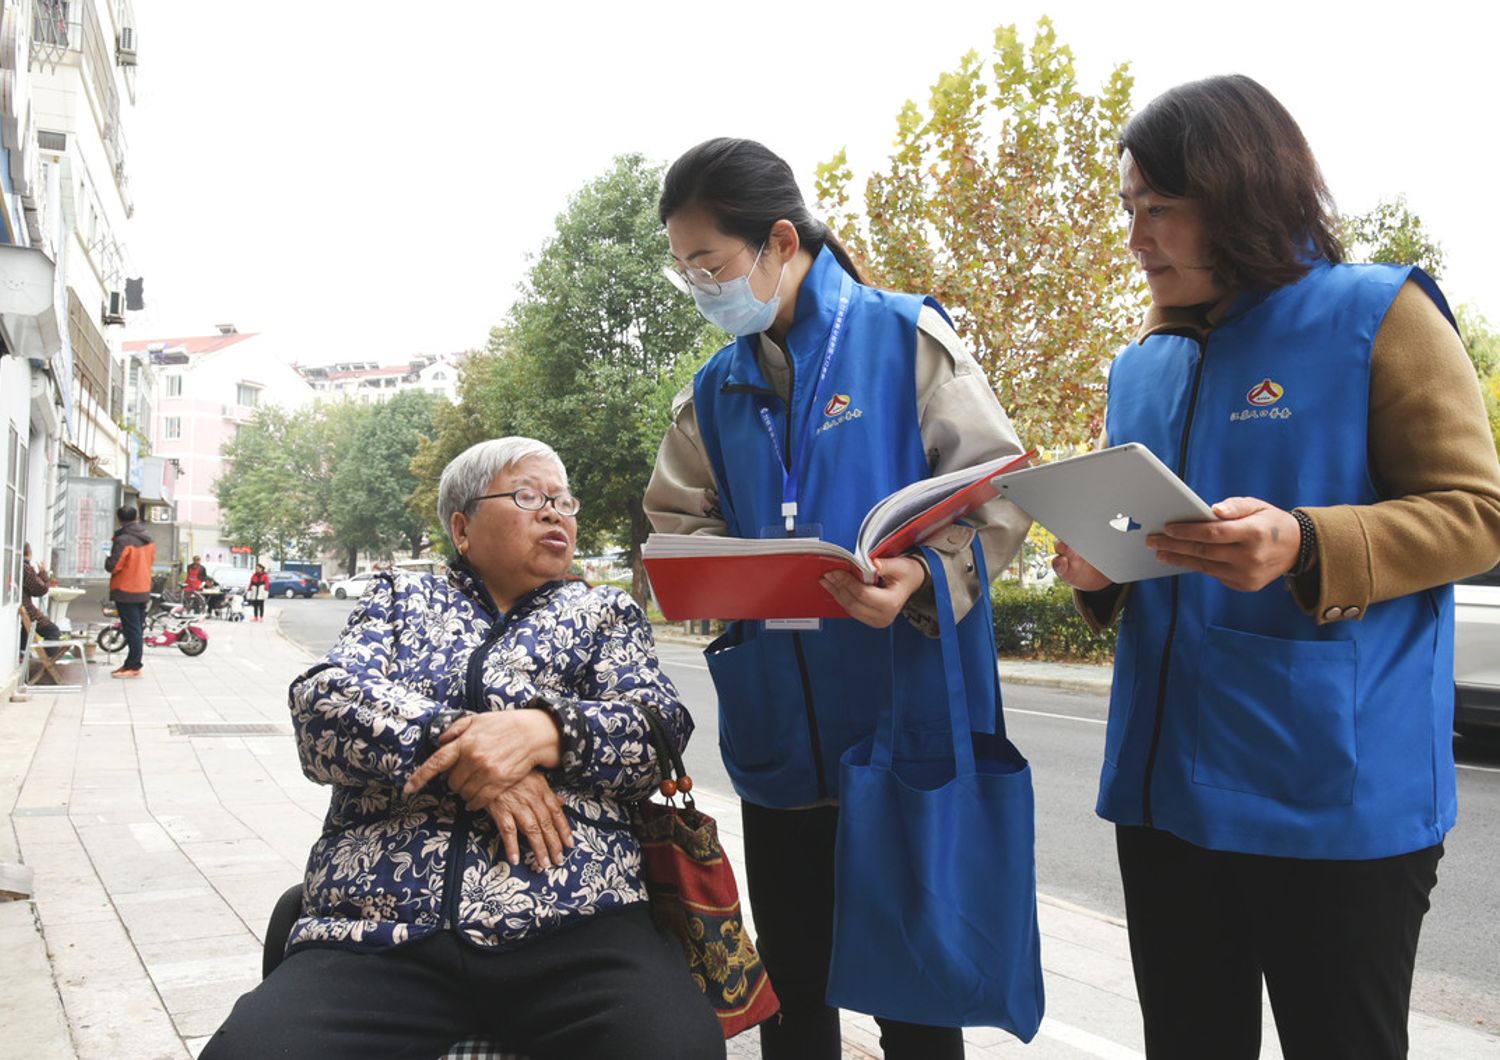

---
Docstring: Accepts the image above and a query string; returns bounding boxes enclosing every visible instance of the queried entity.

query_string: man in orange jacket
[105,505,155,677]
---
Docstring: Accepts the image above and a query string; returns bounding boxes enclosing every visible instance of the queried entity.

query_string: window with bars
[163,417,182,441]
[4,427,27,606]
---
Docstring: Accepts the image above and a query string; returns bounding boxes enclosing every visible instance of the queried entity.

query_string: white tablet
[995,443,1217,583]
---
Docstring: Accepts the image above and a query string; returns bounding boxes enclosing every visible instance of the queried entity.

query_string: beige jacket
[645,305,1032,633]
[1077,280,1500,629]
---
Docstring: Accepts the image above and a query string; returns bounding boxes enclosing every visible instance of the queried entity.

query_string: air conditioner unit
[101,289,126,326]
[117,27,137,66]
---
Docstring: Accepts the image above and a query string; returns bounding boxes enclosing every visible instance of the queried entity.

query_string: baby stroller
[205,586,246,621]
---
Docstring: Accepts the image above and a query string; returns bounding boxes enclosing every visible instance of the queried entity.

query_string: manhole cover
[168,723,289,737]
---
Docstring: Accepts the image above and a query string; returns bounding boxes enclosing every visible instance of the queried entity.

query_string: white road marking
[1008,706,1107,726]
[1038,1018,1145,1059]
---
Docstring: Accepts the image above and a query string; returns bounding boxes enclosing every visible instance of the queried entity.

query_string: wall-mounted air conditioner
[117,27,138,66]
[102,290,126,325]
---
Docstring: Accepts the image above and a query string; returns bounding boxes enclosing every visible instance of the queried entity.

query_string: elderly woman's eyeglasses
[470,487,581,517]
[663,241,758,296]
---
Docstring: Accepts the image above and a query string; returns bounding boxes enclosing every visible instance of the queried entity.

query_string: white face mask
[691,244,787,336]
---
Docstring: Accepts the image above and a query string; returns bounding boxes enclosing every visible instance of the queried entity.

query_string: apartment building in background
[296,350,464,404]
[122,327,316,568]
[1,0,147,692]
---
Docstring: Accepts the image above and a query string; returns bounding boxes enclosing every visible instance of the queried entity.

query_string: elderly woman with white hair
[203,437,723,1060]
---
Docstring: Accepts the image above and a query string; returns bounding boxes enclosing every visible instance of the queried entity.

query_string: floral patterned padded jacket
[285,564,691,955]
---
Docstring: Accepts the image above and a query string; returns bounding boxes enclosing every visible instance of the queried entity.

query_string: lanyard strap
[755,271,855,532]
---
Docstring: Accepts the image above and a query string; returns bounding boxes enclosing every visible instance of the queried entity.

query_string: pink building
[123,328,314,566]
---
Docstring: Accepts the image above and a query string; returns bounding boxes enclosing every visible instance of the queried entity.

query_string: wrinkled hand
[403,710,561,804]
[481,770,573,869]
[820,555,928,629]
[1052,540,1112,592]
[1149,497,1301,592]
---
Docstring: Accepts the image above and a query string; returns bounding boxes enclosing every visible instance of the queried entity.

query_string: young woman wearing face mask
[644,138,1032,1059]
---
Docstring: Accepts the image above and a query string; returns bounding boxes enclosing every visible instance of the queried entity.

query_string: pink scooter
[97,602,209,657]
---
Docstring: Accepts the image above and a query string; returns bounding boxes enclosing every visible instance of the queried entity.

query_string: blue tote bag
[826,545,1044,1040]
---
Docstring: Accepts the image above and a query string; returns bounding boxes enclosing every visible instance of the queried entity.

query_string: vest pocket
[705,629,802,772]
[1192,625,1358,807]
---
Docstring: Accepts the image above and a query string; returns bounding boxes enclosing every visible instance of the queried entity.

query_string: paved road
[276,596,1500,1030]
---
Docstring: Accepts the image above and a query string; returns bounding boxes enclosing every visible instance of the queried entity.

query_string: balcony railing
[30,1,80,65]
[67,288,111,410]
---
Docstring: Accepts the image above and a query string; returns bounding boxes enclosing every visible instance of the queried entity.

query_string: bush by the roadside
[991,581,1116,663]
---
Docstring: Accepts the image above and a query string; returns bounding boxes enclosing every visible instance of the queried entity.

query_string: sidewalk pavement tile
[0,902,76,1059]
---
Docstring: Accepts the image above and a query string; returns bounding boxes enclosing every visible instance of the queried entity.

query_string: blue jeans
[116,601,146,669]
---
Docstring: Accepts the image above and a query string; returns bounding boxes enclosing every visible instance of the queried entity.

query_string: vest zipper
[1141,334,1209,829]
[443,613,509,934]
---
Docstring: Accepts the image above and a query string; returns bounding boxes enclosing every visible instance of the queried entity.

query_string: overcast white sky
[119,0,1500,364]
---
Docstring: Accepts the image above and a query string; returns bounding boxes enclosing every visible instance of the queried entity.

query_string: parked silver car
[1455,563,1500,739]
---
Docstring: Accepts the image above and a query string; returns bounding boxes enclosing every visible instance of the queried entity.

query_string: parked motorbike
[97,604,209,657]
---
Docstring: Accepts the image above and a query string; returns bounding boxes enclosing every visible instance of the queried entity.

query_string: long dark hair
[659,138,865,284]
[1120,75,1344,293]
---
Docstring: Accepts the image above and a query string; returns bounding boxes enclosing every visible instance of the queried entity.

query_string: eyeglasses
[663,241,760,296]
[469,487,581,517]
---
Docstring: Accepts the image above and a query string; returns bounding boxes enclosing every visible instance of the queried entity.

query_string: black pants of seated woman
[741,801,965,1060]
[1117,824,1442,1060]
[199,906,724,1060]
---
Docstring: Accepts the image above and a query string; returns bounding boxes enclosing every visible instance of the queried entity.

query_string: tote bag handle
[870,543,977,777]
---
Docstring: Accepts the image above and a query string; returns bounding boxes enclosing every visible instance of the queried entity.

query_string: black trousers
[250,598,265,619]
[741,801,964,1060]
[200,906,723,1060]
[1116,824,1442,1060]
[116,601,146,669]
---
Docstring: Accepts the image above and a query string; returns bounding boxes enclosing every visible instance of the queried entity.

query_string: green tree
[328,390,441,570]
[815,18,1142,449]
[216,406,324,563]
[411,155,720,602]
[1457,304,1500,379]
[409,332,538,560]
[1340,194,1446,278]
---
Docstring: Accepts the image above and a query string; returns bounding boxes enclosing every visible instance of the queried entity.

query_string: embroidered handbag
[827,544,1045,1039]
[632,705,780,1038]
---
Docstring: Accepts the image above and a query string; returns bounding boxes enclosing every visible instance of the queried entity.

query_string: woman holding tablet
[644,138,1031,1058]
[1054,75,1500,1059]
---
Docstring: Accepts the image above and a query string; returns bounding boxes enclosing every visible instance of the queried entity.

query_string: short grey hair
[437,437,567,547]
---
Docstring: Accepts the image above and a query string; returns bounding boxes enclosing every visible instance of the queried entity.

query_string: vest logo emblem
[1246,378,1284,406]
[824,394,851,417]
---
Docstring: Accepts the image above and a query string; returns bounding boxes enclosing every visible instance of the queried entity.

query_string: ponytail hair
[659,137,865,284]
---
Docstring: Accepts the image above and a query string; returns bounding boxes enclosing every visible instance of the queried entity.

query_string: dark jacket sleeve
[104,530,124,573]
[288,576,446,788]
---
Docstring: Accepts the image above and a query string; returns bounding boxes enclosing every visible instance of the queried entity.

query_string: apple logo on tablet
[1109,513,1142,533]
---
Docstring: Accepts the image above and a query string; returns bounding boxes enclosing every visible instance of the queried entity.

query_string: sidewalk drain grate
[168,723,290,737]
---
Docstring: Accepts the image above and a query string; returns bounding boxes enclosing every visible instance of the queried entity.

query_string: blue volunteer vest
[693,246,999,808]
[1101,260,1458,859]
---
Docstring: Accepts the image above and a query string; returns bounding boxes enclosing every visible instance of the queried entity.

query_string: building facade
[123,328,316,567]
[296,351,464,404]
[1,0,144,693]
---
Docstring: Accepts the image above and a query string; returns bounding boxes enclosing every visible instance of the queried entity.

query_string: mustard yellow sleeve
[1295,281,1500,622]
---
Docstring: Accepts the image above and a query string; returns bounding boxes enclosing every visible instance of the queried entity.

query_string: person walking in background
[645,138,1031,1059]
[105,506,155,678]
[246,564,270,622]
[1052,74,1500,1060]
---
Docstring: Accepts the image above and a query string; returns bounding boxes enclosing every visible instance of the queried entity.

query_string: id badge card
[760,522,824,633]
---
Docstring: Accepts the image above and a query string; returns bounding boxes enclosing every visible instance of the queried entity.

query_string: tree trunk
[346,545,358,576]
